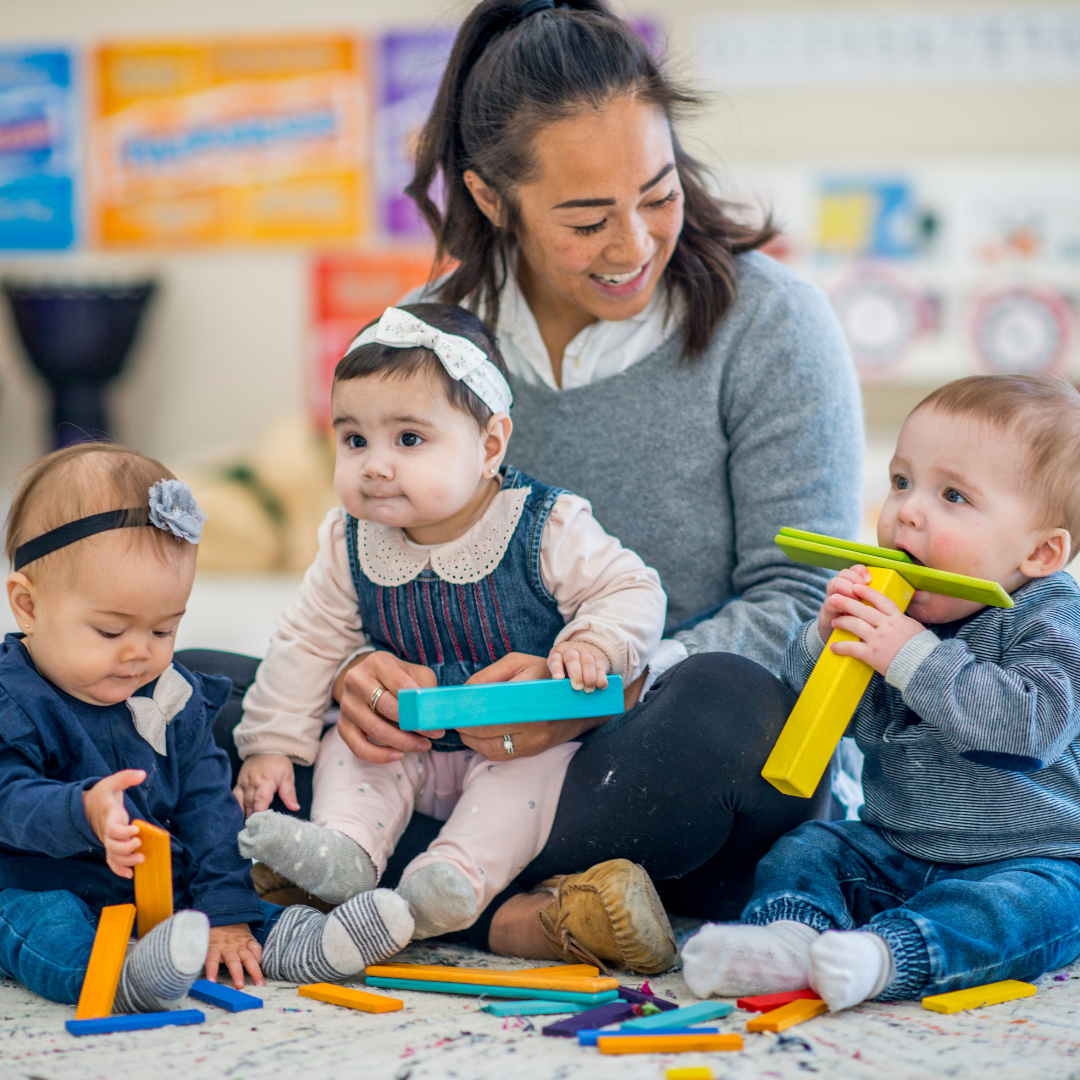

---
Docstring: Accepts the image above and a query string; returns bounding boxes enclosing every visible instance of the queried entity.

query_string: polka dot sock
[397,861,478,939]
[113,910,209,1014]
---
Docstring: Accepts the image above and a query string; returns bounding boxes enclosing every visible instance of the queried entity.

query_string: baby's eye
[399,432,423,448]
[153,629,177,639]
[892,474,910,490]
[96,629,122,640]
[944,488,967,504]
[346,434,366,450]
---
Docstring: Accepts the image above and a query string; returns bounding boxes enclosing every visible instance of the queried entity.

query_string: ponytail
[406,0,776,359]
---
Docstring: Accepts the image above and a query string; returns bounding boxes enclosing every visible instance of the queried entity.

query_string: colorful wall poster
[0,49,77,250]
[91,35,369,246]
[817,179,925,260]
[309,251,436,426]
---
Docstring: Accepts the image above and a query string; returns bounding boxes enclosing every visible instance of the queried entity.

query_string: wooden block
[373,962,599,979]
[75,903,136,1020]
[66,1009,203,1036]
[299,983,403,1013]
[188,979,262,1012]
[617,985,678,1011]
[482,1000,585,1016]
[598,1033,743,1054]
[666,1070,714,1080]
[922,980,1036,1014]
[762,566,914,798]
[543,1000,636,1036]
[365,976,618,1006]
[620,1000,734,1031]
[775,530,1012,609]
[737,989,819,1012]
[397,676,624,731]
[132,820,173,938]
[746,997,828,1032]
[365,963,617,994]
[579,1027,719,1046]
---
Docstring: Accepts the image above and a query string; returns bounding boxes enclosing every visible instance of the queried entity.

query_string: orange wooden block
[133,820,173,938]
[75,904,136,1019]
[364,963,617,994]
[373,962,599,979]
[598,1033,743,1054]
[299,983,403,1012]
[746,997,828,1032]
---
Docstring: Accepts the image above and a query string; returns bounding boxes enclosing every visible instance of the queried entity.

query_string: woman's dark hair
[406,0,777,359]
[334,302,510,427]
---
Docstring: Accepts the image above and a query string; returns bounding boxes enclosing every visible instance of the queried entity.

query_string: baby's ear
[1020,528,1071,579]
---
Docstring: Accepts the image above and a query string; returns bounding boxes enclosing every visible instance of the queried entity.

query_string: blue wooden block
[366,976,619,1006]
[397,676,624,731]
[620,1000,734,1031]
[542,1000,636,1037]
[189,979,263,1012]
[578,1027,719,1046]
[481,1000,586,1016]
[66,1009,204,1036]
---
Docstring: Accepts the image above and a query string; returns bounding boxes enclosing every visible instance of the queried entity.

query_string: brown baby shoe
[536,858,677,975]
[249,861,335,915]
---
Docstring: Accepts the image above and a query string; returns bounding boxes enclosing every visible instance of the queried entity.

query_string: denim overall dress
[345,466,569,751]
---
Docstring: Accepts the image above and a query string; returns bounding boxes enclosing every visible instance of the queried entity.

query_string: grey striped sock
[114,910,209,1014]
[262,889,413,983]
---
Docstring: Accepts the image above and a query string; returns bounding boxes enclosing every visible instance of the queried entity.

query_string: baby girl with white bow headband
[235,302,668,951]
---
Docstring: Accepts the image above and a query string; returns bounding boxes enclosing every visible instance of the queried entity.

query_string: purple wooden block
[618,985,678,1012]
[542,999,636,1037]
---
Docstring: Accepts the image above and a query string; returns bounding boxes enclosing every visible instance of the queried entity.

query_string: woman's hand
[335,651,439,764]
[81,769,146,878]
[234,754,298,818]
[819,566,872,644]
[205,923,264,989]
[548,640,609,691]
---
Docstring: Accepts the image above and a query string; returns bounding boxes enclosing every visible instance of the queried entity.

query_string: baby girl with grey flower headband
[0,443,401,1012]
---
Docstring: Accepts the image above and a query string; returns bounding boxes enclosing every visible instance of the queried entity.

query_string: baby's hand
[206,923,264,989]
[234,754,297,819]
[547,641,610,692]
[828,578,926,676]
[818,566,873,643]
[81,769,146,878]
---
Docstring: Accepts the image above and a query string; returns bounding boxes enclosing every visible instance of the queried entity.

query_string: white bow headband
[348,308,513,416]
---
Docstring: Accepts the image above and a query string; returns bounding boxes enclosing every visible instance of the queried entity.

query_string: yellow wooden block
[133,820,173,938]
[75,904,136,1020]
[364,963,617,994]
[598,1033,743,1054]
[298,983,403,1012]
[746,997,828,1032]
[762,566,914,797]
[922,980,1036,1014]
[371,962,599,979]
[666,1069,714,1080]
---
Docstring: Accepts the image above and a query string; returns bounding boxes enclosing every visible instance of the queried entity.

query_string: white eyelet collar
[355,487,530,587]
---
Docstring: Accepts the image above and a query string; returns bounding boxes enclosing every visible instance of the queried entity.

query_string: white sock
[114,910,209,1014]
[397,861,478,939]
[680,920,820,998]
[237,811,377,905]
[808,930,894,1012]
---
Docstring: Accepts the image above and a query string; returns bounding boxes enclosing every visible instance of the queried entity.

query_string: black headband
[13,509,149,572]
[517,0,556,19]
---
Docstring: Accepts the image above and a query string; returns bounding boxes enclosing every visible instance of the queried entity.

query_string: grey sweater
[506,252,863,676]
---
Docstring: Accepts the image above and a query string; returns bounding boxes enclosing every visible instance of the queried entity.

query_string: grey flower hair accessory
[149,480,207,545]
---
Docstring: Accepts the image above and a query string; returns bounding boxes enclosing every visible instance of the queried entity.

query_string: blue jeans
[743,821,1080,1000]
[0,889,284,1006]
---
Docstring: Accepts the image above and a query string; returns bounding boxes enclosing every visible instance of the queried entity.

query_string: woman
[187,0,862,973]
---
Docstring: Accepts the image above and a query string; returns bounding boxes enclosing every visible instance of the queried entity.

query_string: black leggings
[178,649,830,949]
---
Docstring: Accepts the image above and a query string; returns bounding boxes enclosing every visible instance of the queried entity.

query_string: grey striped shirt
[782,572,1080,863]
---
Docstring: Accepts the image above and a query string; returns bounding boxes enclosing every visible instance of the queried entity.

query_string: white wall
[1,0,1077,486]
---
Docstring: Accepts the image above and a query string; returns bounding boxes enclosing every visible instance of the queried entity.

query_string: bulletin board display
[309,250,436,427]
[0,49,77,250]
[91,35,370,246]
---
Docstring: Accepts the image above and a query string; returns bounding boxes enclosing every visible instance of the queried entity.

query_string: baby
[233,303,667,943]
[682,374,1080,1009]
[0,444,414,1010]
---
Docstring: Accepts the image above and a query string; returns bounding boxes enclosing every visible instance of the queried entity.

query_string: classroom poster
[91,35,369,246]
[0,49,77,250]
[309,251,436,426]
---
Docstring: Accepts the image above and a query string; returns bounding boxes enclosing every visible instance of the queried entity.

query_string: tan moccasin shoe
[249,861,334,914]
[537,858,677,975]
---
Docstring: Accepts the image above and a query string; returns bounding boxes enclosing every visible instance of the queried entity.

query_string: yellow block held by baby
[761,566,914,799]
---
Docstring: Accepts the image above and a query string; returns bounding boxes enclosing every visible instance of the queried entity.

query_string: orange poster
[92,35,369,246]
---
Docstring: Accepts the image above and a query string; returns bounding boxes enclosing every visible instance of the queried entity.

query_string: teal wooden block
[397,676,624,731]
[481,1000,586,1016]
[365,976,619,1006]
[619,1000,734,1031]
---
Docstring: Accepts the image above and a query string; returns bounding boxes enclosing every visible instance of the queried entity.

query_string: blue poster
[0,50,76,250]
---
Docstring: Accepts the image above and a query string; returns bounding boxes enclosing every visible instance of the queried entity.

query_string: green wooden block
[619,1000,734,1031]
[481,1000,586,1016]
[365,976,620,1006]
[775,530,1013,609]
[397,676,624,731]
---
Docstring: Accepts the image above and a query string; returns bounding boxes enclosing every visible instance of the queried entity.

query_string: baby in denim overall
[234,303,665,940]
[683,374,1080,1010]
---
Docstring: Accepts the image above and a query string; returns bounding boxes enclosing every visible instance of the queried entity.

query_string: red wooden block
[737,989,818,1012]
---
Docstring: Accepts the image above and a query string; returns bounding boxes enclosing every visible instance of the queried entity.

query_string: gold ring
[370,686,386,713]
